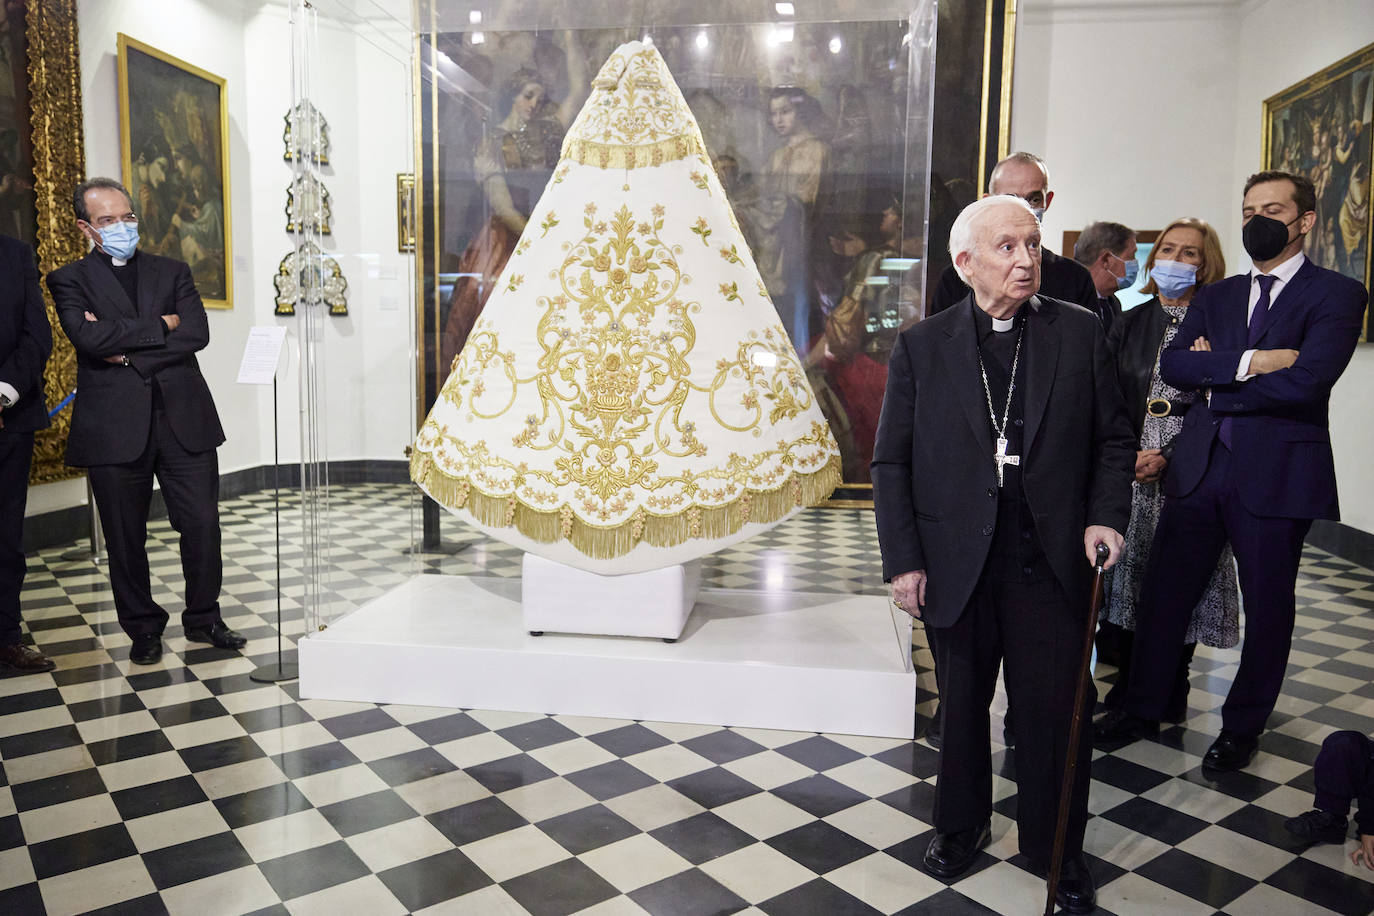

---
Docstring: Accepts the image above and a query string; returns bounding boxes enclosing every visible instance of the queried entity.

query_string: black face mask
[1242,214,1300,262]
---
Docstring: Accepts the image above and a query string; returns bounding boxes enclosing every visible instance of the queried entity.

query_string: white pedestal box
[521,553,701,640]
[298,575,916,738]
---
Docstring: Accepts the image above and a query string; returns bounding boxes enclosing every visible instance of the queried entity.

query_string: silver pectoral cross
[994,437,1020,487]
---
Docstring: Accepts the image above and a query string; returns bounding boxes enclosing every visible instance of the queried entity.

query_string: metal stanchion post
[61,478,106,564]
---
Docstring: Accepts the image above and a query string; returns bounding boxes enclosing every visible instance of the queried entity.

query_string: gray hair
[1074,221,1135,266]
[949,195,1038,283]
[988,151,1048,194]
[73,177,133,222]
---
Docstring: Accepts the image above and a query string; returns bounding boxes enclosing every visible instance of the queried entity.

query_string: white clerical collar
[992,316,1016,333]
[111,255,128,267]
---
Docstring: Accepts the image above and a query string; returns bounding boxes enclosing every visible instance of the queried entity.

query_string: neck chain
[977,317,1026,486]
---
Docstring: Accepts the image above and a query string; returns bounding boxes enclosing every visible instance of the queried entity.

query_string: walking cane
[1044,542,1111,916]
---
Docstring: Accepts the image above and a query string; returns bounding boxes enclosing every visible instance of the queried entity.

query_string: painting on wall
[118,33,233,308]
[1263,41,1372,336]
[0,1,37,247]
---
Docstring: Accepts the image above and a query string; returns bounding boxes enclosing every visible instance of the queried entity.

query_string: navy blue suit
[0,236,52,646]
[1123,257,1367,736]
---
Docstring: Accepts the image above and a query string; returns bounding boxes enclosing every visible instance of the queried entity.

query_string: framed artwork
[8,0,87,484]
[1262,41,1372,336]
[118,33,234,308]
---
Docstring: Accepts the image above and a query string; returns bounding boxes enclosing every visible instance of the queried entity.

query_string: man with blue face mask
[1073,220,1137,337]
[46,177,244,666]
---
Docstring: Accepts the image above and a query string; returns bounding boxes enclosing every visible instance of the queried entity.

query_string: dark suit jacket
[929,248,1097,316]
[1159,258,1367,521]
[872,295,1136,627]
[0,235,52,434]
[46,251,224,466]
[1107,296,1169,441]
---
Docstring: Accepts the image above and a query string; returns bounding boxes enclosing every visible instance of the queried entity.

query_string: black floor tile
[67,692,149,723]
[317,707,398,740]
[0,813,25,851]
[1217,805,1311,851]
[0,687,63,715]
[177,736,267,772]
[565,759,658,801]
[758,877,883,915]
[884,829,997,887]
[1265,856,1374,916]
[1101,796,1210,845]
[377,849,493,911]
[142,831,254,889]
[256,840,370,901]
[233,703,314,734]
[1179,765,1280,802]
[629,867,749,916]
[0,883,46,914]
[111,774,208,821]
[148,697,229,728]
[772,773,869,818]
[317,790,417,837]
[1091,754,1174,795]
[588,723,672,757]
[11,766,107,812]
[667,766,764,810]
[680,730,767,765]
[650,812,757,865]
[28,823,137,880]
[537,804,639,855]
[775,735,864,772]
[402,711,488,745]
[213,782,313,829]
[894,887,1001,914]
[367,747,458,786]
[272,741,360,779]
[77,893,171,916]
[766,821,875,874]
[502,857,620,916]
[0,723,84,759]
[497,717,579,751]
[877,781,938,822]
[1134,848,1254,908]
[427,796,528,848]
[86,728,175,766]
[871,741,941,780]
[466,753,558,794]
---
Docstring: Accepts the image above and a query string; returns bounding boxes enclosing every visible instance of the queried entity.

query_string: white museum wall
[28,0,415,516]
[1013,0,1374,536]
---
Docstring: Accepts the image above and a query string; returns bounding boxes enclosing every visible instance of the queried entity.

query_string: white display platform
[299,575,916,738]
[522,554,702,640]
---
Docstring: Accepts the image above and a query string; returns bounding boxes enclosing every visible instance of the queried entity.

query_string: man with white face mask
[46,177,243,666]
[930,152,1097,316]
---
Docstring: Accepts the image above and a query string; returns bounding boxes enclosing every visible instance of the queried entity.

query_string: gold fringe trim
[561,133,707,170]
[410,451,841,562]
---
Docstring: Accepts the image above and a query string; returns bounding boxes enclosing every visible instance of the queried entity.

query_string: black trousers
[931,571,1093,866]
[1313,731,1373,826]
[0,432,34,645]
[87,406,223,638]
[1124,445,1309,737]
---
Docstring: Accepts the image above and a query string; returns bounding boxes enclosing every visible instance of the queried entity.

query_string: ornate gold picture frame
[117,33,234,309]
[15,0,87,485]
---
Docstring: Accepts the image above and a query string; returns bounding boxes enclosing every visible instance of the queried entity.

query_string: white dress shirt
[1236,252,1306,380]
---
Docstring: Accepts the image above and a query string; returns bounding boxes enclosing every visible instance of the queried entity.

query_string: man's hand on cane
[1084,526,1124,570]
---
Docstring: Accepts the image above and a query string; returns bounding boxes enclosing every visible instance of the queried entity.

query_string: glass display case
[282,0,1005,631]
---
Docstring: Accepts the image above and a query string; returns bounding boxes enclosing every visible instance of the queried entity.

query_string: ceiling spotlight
[695,31,709,50]
[829,36,842,54]
[641,34,654,46]
[775,2,795,15]
[471,31,485,45]
[469,10,481,24]
[776,25,794,43]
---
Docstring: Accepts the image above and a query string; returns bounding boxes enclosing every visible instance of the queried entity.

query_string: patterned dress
[1106,304,1240,648]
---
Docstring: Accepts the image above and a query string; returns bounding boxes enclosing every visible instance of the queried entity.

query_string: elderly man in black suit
[0,234,55,673]
[46,177,244,665]
[873,195,1135,912]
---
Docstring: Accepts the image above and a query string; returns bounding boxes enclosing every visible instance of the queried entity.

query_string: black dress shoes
[0,643,56,673]
[1284,808,1349,845]
[1092,708,1158,748]
[1203,731,1258,771]
[129,635,163,665]
[184,621,247,650]
[1052,854,1097,914]
[923,820,990,879]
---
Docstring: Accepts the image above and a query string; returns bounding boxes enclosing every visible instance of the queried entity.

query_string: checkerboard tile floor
[2,483,1372,914]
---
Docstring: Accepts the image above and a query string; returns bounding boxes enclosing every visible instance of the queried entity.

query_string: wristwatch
[0,393,11,408]
[121,355,132,367]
